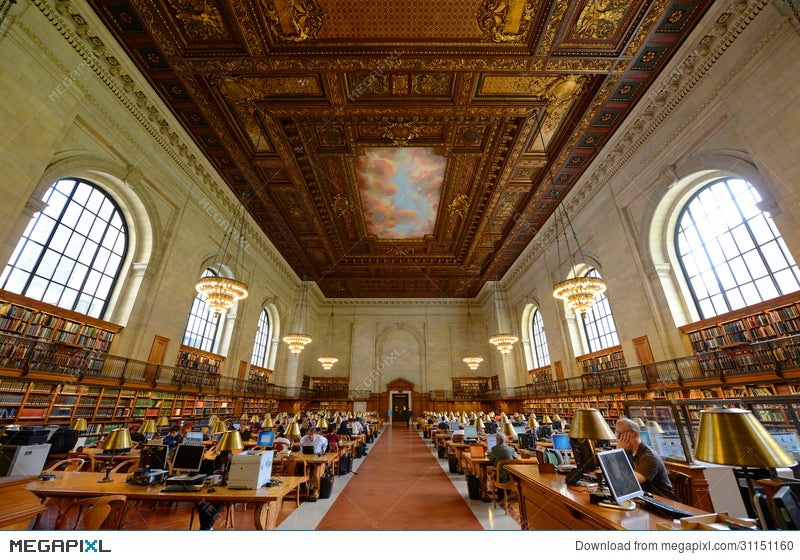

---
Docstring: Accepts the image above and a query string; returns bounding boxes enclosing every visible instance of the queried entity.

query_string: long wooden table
[27,472,304,530]
[275,452,338,501]
[506,464,709,530]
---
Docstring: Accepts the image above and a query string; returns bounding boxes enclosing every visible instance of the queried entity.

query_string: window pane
[0,178,128,318]
[676,177,800,319]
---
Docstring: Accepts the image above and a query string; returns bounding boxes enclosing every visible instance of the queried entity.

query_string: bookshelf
[311,377,349,398]
[0,290,122,377]
[452,376,499,398]
[576,346,626,390]
[680,291,800,377]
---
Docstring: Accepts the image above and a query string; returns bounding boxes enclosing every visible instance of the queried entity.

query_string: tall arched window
[581,268,620,352]
[181,268,221,352]
[0,178,127,318]
[530,308,551,369]
[251,308,272,368]
[676,177,800,319]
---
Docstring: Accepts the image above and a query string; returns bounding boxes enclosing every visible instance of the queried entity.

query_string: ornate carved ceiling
[87,0,713,298]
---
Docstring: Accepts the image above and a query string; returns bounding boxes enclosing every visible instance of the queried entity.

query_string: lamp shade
[694,408,795,468]
[262,414,274,428]
[474,417,485,430]
[212,420,228,434]
[286,421,302,442]
[633,417,646,427]
[541,415,552,424]
[69,418,88,432]
[568,408,615,441]
[317,417,329,431]
[527,415,539,429]
[101,428,132,452]
[646,420,664,433]
[139,420,157,435]
[250,415,260,425]
[157,416,170,427]
[502,421,517,439]
[217,430,244,452]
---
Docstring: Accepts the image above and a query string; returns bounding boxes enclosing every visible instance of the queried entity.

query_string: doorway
[391,393,409,425]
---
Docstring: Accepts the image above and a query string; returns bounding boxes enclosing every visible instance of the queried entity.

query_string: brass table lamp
[98,428,132,483]
[694,408,795,528]
[216,430,244,485]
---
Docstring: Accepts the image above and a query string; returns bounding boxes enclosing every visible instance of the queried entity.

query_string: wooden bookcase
[311,377,349,398]
[452,376,499,398]
[0,290,122,377]
[680,291,800,377]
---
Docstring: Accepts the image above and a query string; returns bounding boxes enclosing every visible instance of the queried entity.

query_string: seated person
[323,427,340,452]
[487,433,518,499]
[129,423,147,444]
[162,427,183,449]
[615,418,677,501]
[273,433,292,451]
[452,424,465,437]
[336,420,352,437]
[299,427,328,454]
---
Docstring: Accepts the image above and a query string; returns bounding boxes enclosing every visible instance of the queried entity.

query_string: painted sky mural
[356,147,446,239]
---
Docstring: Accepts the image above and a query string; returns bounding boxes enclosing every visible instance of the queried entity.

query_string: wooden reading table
[27,471,304,530]
[506,464,709,530]
[275,452,338,501]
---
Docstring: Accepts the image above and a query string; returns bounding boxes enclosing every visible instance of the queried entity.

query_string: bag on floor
[319,472,334,499]
[365,434,374,443]
[355,444,364,458]
[448,455,459,474]
[339,455,352,475]
[437,445,446,458]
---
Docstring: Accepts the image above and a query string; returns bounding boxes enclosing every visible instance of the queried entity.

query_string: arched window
[251,308,272,368]
[676,177,800,319]
[181,268,221,352]
[0,178,127,319]
[530,308,551,369]
[581,268,620,352]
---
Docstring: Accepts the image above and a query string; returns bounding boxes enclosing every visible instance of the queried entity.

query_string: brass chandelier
[283,280,312,354]
[195,192,250,315]
[488,279,518,354]
[317,304,338,370]
[462,303,483,370]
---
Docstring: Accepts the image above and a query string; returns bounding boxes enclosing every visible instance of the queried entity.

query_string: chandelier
[488,279,518,354]
[462,302,483,370]
[195,192,250,315]
[283,280,312,354]
[534,107,606,315]
[317,304,338,370]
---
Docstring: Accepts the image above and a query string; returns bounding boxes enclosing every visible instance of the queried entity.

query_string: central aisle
[316,425,484,530]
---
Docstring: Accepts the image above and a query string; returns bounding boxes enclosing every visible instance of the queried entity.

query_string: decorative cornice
[32,0,298,287]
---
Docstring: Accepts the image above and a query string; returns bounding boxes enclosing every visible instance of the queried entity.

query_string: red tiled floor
[317,425,483,530]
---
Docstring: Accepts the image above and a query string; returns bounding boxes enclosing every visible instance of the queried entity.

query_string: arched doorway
[386,378,414,425]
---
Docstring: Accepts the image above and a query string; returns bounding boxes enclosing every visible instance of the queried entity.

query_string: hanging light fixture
[488,279,518,354]
[283,279,312,354]
[195,191,250,315]
[462,302,483,370]
[533,108,606,315]
[317,304,338,370]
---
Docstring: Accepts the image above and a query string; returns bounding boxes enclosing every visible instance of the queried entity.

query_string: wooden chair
[110,459,140,474]
[45,458,85,474]
[56,495,128,530]
[668,470,692,505]
[488,459,522,515]
[283,456,310,505]
[273,441,291,452]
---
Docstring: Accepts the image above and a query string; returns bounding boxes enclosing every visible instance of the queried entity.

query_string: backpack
[48,426,79,455]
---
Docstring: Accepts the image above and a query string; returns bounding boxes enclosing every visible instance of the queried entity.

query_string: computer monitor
[565,438,599,486]
[449,422,460,431]
[518,432,536,450]
[463,425,478,438]
[257,430,275,448]
[552,433,571,452]
[514,425,526,434]
[596,448,643,505]
[170,443,205,473]
[138,444,168,471]
[183,431,203,446]
[538,425,552,439]
[773,485,800,530]
[485,434,497,450]
[484,422,498,434]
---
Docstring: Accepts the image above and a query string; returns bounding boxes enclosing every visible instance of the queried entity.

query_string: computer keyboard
[636,495,693,519]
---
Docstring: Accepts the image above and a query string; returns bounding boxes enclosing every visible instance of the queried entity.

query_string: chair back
[47,458,85,473]
[274,441,290,452]
[110,459,140,474]
[57,495,128,530]
[452,434,465,443]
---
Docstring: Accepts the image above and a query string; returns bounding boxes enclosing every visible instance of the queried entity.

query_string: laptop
[302,445,316,455]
